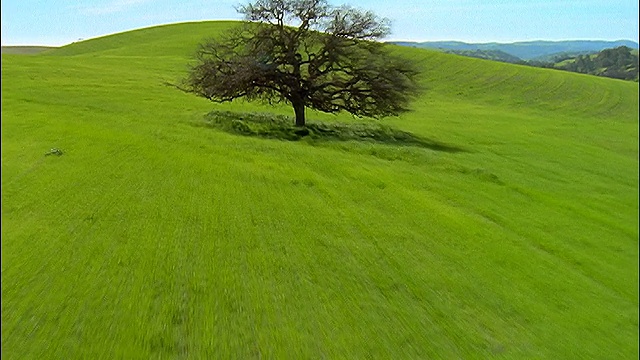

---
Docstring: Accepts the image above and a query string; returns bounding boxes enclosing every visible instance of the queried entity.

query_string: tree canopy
[559,46,639,81]
[180,0,421,126]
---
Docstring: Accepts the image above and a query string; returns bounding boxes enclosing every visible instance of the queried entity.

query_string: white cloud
[77,0,152,16]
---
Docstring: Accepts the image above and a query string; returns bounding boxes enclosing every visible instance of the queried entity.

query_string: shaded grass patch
[198,110,466,152]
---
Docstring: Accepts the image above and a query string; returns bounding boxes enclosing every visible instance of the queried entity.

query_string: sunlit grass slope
[2,21,638,359]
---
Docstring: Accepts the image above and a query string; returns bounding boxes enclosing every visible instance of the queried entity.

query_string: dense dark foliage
[556,46,639,81]
[181,0,421,126]
[516,46,639,81]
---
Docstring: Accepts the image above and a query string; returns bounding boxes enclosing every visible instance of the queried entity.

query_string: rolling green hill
[2,21,638,359]
[0,46,56,55]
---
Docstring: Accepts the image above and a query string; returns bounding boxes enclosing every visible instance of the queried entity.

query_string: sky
[1,0,638,46]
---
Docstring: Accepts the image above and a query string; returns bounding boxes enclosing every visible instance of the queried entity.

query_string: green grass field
[2,21,638,359]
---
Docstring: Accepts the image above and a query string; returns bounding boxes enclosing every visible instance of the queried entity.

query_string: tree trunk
[293,101,306,127]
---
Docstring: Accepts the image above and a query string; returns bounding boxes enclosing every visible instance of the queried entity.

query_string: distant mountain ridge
[390,40,640,60]
[441,49,523,63]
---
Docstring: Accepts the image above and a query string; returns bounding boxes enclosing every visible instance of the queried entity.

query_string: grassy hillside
[1,46,56,55]
[49,21,236,58]
[2,21,638,359]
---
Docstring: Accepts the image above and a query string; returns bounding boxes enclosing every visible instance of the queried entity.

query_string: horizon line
[1,20,638,48]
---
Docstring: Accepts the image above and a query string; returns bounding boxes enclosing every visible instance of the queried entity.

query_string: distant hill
[1,46,56,55]
[551,46,639,81]
[390,40,639,60]
[529,50,599,63]
[441,49,523,63]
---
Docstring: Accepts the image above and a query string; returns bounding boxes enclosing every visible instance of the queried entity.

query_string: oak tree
[181,0,421,126]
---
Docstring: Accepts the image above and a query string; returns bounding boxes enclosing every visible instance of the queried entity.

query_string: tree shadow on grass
[194,111,467,153]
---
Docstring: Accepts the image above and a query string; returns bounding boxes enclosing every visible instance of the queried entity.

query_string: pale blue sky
[1,0,638,46]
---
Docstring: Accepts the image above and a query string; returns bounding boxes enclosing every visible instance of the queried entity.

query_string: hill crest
[390,39,640,60]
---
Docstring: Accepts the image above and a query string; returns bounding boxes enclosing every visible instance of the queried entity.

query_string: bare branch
[180,0,421,126]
